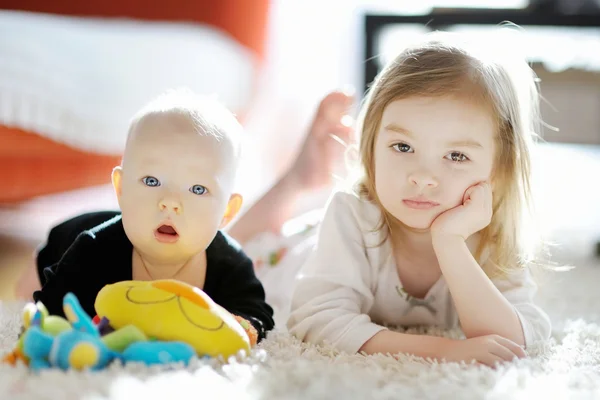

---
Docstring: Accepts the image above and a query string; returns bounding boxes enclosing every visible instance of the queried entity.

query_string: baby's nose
[159,198,182,214]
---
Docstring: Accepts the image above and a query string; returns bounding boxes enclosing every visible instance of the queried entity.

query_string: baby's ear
[220,193,243,229]
[111,166,123,200]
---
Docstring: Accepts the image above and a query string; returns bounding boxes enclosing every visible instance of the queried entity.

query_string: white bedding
[0,10,256,154]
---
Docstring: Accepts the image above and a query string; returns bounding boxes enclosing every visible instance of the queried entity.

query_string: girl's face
[373,95,496,231]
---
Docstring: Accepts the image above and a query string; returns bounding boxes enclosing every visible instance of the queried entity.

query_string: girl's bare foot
[288,90,355,191]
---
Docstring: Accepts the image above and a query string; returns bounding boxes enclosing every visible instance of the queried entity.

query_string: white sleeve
[286,192,387,354]
[492,268,552,347]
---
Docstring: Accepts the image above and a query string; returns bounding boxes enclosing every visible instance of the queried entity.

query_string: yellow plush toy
[94,280,252,359]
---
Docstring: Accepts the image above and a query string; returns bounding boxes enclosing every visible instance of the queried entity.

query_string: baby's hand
[439,334,526,367]
[234,315,258,347]
[430,182,493,242]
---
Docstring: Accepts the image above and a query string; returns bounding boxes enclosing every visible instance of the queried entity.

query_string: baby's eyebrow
[187,167,222,189]
[139,157,162,165]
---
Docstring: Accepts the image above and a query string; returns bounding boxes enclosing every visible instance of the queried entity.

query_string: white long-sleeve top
[286,191,552,355]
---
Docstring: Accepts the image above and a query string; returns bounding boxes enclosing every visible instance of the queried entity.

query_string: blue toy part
[63,293,98,335]
[21,293,119,372]
[120,341,196,366]
[22,326,54,371]
[48,330,117,371]
[29,358,51,371]
[22,324,118,372]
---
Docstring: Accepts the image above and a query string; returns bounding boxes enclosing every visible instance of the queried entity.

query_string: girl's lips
[402,199,440,210]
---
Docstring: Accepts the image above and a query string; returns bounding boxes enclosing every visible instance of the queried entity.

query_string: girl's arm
[359,330,451,358]
[430,183,550,348]
[433,235,546,347]
[286,191,387,354]
[361,326,527,366]
[287,192,531,364]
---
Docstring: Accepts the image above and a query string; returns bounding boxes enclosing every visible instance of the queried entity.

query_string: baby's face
[114,113,240,263]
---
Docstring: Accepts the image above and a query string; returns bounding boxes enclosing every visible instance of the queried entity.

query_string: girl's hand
[430,182,493,242]
[439,334,527,367]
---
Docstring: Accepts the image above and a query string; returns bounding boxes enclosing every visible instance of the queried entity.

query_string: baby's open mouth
[154,223,179,243]
[157,225,177,235]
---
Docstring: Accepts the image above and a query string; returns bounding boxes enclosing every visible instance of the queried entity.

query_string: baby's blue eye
[142,176,161,187]
[190,185,208,196]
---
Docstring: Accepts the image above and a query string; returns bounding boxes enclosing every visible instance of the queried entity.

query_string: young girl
[286,31,552,367]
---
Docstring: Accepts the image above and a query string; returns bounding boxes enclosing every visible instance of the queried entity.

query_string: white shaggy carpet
[1,254,600,400]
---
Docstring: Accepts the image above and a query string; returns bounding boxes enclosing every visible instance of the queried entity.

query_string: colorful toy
[2,301,73,366]
[3,293,196,371]
[22,293,118,371]
[3,279,257,372]
[94,279,253,359]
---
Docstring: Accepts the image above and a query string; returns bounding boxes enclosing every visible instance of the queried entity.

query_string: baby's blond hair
[127,88,243,163]
[354,30,545,278]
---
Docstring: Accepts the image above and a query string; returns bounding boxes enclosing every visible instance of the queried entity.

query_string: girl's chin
[390,216,434,234]
[400,224,432,234]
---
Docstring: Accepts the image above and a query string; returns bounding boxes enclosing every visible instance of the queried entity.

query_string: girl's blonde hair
[354,30,544,278]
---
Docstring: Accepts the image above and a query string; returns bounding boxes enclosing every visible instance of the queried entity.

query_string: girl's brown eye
[449,152,468,162]
[392,143,413,153]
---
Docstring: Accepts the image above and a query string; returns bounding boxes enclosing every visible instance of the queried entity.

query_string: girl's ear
[220,193,243,229]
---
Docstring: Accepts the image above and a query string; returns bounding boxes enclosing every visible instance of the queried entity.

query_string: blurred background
[0,0,599,327]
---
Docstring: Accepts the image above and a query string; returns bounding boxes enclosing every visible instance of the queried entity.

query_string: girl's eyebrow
[385,123,483,149]
[446,139,483,149]
[384,123,413,137]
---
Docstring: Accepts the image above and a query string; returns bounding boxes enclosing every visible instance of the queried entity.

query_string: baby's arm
[213,256,275,342]
[16,212,101,299]
[33,233,98,318]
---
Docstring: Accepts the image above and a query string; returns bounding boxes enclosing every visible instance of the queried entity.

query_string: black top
[33,211,274,341]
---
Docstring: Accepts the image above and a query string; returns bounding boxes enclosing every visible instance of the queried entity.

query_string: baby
[31,89,275,341]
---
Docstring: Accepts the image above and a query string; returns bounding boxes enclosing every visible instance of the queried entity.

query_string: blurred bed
[0,1,270,203]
